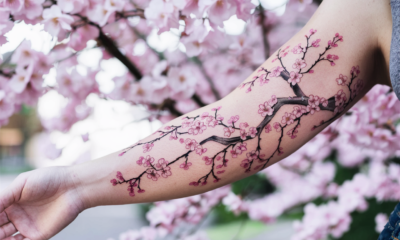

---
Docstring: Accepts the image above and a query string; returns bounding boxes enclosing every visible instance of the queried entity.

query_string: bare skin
[0,0,394,239]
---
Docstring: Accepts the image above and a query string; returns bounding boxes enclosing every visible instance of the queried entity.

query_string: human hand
[0,167,86,240]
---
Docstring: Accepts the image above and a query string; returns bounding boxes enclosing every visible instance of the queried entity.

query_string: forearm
[70,0,387,209]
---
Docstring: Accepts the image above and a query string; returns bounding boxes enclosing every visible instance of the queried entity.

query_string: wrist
[67,161,102,210]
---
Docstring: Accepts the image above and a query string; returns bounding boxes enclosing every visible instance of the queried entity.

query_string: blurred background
[1,0,400,239]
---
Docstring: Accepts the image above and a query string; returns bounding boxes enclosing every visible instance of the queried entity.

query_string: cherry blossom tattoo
[111,29,365,197]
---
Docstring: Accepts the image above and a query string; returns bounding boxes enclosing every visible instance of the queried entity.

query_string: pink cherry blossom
[180,162,192,170]
[311,39,321,47]
[143,143,154,153]
[203,156,213,165]
[292,106,307,118]
[258,102,274,117]
[42,5,74,36]
[195,146,207,155]
[239,129,247,140]
[328,39,338,47]
[167,66,197,100]
[142,155,155,167]
[281,112,296,125]
[288,71,303,85]
[227,115,239,125]
[308,95,320,108]
[351,65,361,76]
[156,158,172,178]
[188,121,207,135]
[310,29,317,35]
[292,43,303,54]
[57,0,86,13]
[224,127,235,137]
[144,0,178,32]
[335,90,347,106]
[269,95,278,106]
[246,150,259,161]
[335,33,344,41]
[269,66,284,77]
[239,122,249,129]
[292,59,307,70]
[110,179,117,186]
[182,118,194,128]
[273,122,281,131]
[9,64,34,93]
[265,124,272,133]
[326,54,339,61]
[185,138,198,151]
[320,97,329,107]
[136,156,144,166]
[0,91,15,120]
[240,159,251,169]
[146,169,160,181]
[248,127,257,138]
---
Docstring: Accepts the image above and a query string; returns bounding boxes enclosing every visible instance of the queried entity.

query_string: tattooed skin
[111,29,364,197]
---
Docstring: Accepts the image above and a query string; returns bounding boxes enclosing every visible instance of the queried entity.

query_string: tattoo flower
[248,127,257,138]
[195,146,207,155]
[146,169,160,181]
[203,156,213,165]
[270,66,284,77]
[335,90,347,106]
[259,74,270,86]
[351,65,361,76]
[200,112,209,120]
[239,122,249,129]
[281,112,296,125]
[265,124,272,133]
[227,115,239,125]
[246,150,259,161]
[188,121,207,135]
[136,156,144,165]
[293,106,306,118]
[288,71,303,85]
[292,43,303,54]
[181,118,194,128]
[311,39,321,47]
[143,143,154,153]
[224,127,235,137]
[185,138,198,151]
[143,155,155,167]
[320,97,328,107]
[180,162,192,170]
[293,59,307,70]
[258,102,274,117]
[156,158,172,178]
[239,129,247,140]
[240,159,251,169]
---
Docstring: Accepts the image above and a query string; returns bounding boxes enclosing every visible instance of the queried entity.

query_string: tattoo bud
[189,181,199,186]
[116,171,125,181]
[201,181,207,186]
[110,179,118,186]
[128,186,135,197]
[129,180,137,187]
[138,189,145,193]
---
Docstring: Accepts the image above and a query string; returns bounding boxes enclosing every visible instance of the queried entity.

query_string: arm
[0,0,393,239]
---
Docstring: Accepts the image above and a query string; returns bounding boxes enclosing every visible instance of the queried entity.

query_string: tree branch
[258,5,270,59]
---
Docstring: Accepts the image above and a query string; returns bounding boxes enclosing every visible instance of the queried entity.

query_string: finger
[0,222,17,240]
[0,212,9,227]
[3,234,26,240]
[0,172,31,213]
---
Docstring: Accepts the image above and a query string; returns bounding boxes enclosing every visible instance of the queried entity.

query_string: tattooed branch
[111,29,365,197]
